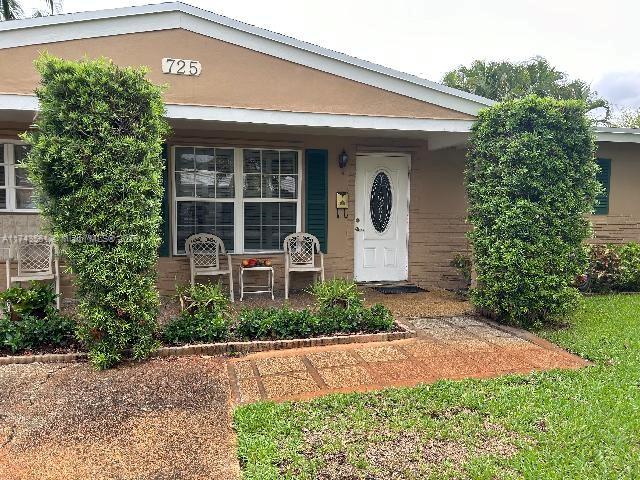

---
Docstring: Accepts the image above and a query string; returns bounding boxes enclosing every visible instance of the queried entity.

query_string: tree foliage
[613,108,640,129]
[443,57,609,121]
[1,0,61,20]
[466,95,599,326]
[24,54,170,368]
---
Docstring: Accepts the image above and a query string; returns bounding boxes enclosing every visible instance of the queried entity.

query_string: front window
[0,142,36,212]
[173,146,301,254]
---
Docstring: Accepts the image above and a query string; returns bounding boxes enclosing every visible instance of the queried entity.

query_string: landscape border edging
[0,319,416,365]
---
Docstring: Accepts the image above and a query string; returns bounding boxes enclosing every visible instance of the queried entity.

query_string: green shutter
[305,149,328,253]
[159,143,171,256]
[595,158,611,215]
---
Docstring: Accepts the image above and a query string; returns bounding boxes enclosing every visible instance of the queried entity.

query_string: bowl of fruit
[241,258,273,268]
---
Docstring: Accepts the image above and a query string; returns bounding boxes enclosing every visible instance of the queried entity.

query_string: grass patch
[234,294,640,479]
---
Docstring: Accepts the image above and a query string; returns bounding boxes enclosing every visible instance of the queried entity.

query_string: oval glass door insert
[370,171,393,233]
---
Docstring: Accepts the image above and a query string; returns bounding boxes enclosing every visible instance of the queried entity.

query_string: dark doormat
[372,284,426,294]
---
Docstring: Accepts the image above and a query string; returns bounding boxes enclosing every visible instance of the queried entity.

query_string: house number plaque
[161,58,202,76]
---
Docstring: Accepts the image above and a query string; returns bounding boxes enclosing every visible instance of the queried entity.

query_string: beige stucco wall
[0,29,472,120]
[591,142,640,243]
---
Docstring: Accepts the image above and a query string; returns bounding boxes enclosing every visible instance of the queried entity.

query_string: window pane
[280,175,298,199]
[262,175,279,198]
[216,149,234,173]
[243,149,261,173]
[176,225,195,255]
[280,151,298,174]
[0,166,4,186]
[0,189,5,209]
[175,147,195,171]
[262,150,279,174]
[175,171,195,197]
[261,203,279,225]
[196,202,216,225]
[195,171,216,198]
[15,167,32,187]
[216,202,234,225]
[243,174,261,198]
[177,201,196,225]
[216,173,234,198]
[244,202,297,251]
[16,189,35,209]
[280,203,296,224]
[262,225,279,250]
[0,145,4,163]
[195,148,215,171]
[177,200,234,253]
[14,145,29,164]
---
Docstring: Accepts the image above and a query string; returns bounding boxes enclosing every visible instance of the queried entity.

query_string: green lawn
[233,295,640,479]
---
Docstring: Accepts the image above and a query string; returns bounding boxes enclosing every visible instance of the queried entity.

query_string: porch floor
[233,287,472,317]
[227,316,589,404]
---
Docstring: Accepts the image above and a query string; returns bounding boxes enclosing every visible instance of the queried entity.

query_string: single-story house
[1,2,639,297]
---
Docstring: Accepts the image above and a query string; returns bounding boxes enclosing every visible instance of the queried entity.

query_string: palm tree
[1,0,62,20]
[0,0,23,20]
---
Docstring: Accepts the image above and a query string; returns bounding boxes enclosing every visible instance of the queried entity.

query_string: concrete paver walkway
[228,316,589,403]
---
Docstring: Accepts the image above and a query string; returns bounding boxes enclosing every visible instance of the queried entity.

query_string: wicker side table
[239,266,275,301]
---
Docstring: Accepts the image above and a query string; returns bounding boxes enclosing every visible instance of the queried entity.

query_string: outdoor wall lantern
[338,149,349,169]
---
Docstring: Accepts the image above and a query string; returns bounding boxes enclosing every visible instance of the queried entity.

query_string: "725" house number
[161,58,202,76]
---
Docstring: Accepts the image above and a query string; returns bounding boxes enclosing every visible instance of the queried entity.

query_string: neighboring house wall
[591,143,640,244]
[0,29,473,120]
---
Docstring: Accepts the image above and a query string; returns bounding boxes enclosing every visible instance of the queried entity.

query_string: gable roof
[0,1,494,116]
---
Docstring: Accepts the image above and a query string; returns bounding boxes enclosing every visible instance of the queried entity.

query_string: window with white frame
[173,146,301,254]
[0,142,36,212]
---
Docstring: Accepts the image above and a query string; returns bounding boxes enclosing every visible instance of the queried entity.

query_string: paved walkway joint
[228,316,589,403]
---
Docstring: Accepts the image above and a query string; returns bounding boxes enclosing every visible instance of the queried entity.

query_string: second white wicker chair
[185,233,234,302]
[283,232,324,299]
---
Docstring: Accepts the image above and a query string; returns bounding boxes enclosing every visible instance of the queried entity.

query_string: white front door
[354,153,409,282]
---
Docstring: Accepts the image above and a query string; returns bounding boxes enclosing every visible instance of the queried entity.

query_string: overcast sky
[19,0,640,109]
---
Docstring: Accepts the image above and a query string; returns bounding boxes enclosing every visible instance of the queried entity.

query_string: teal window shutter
[159,143,171,256]
[595,158,611,215]
[305,149,328,253]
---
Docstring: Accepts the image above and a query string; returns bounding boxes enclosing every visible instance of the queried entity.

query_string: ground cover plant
[0,282,75,354]
[162,279,395,345]
[466,95,599,326]
[24,54,170,369]
[582,242,640,293]
[234,294,640,479]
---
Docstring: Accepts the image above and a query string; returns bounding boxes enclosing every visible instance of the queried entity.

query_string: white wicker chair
[5,239,60,309]
[185,233,234,302]
[283,232,324,299]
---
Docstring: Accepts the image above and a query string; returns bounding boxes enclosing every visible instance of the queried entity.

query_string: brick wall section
[591,215,640,244]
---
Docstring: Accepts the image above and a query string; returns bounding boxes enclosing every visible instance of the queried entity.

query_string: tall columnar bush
[466,95,599,326]
[24,55,169,368]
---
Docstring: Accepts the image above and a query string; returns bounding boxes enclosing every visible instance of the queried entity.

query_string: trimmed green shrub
[235,303,394,341]
[162,310,230,345]
[235,306,318,340]
[163,283,230,345]
[23,54,170,368]
[309,278,363,310]
[618,243,640,291]
[466,95,599,326]
[0,283,75,353]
